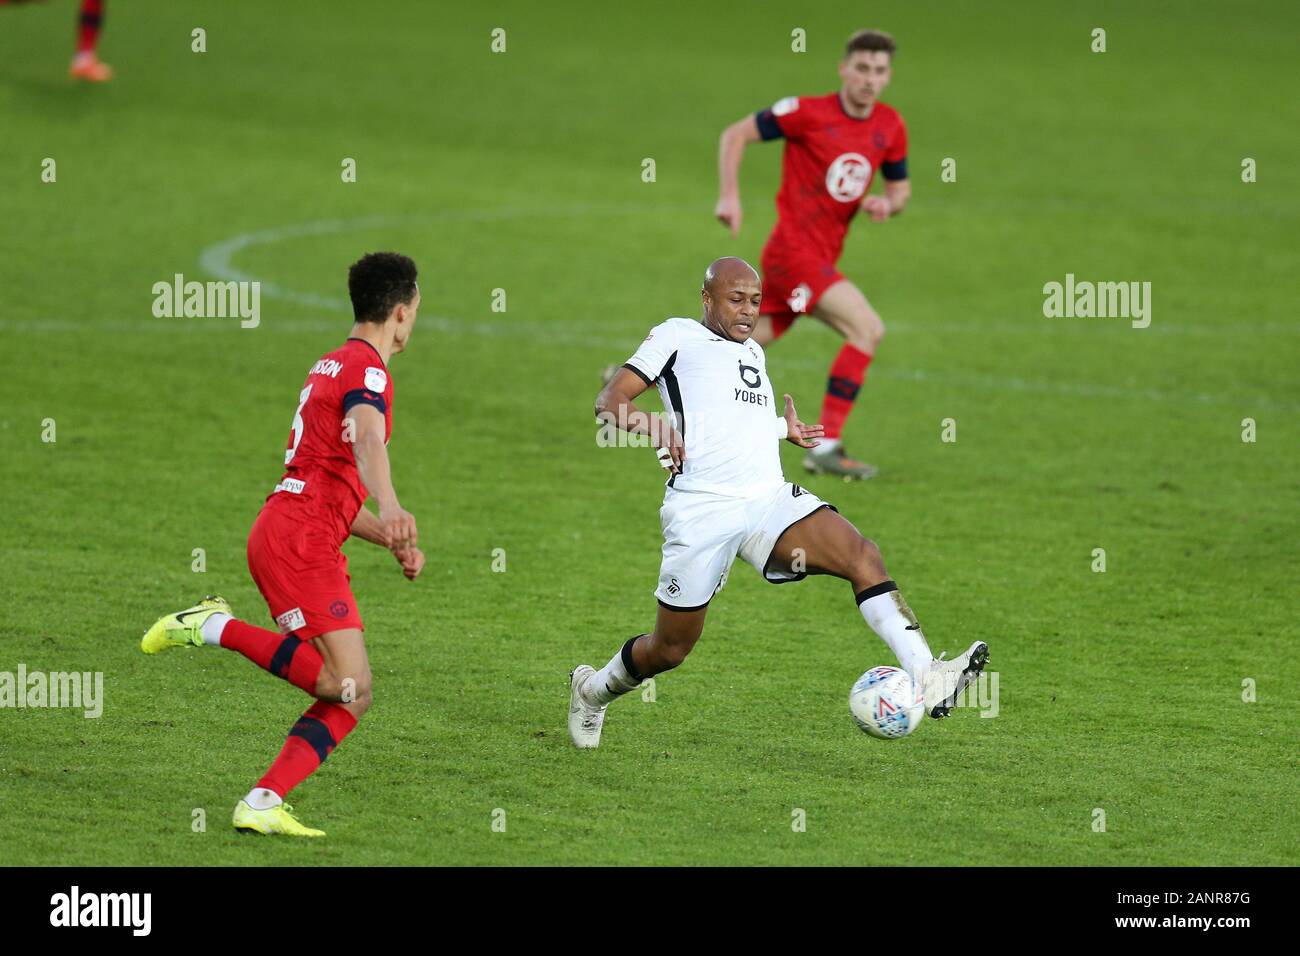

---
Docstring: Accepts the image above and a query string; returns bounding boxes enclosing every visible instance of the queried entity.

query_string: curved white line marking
[185,211,1300,412]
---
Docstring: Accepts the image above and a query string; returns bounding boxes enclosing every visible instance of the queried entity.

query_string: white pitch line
[3,314,1296,412]
[195,213,1300,339]
[3,210,1295,412]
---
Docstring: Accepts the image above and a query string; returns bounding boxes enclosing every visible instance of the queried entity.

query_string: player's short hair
[844,29,896,59]
[348,252,419,324]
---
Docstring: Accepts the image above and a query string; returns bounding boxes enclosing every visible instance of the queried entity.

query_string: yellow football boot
[232,801,325,838]
[140,595,232,654]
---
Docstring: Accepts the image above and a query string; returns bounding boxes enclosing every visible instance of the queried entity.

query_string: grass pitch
[1,0,1296,865]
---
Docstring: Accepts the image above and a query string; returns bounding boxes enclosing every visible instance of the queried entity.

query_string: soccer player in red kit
[70,0,112,81]
[715,29,911,479]
[0,0,112,81]
[140,252,423,837]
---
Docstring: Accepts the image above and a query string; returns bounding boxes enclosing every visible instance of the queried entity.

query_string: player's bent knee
[655,643,692,672]
[314,667,372,705]
[347,688,373,718]
[854,536,887,582]
[849,313,884,353]
[644,635,693,673]
[343,677,373,707]
[313,668,344,702]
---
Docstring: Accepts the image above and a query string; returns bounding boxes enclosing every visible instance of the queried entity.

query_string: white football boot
[922,641,990,718]
[568,665,607,749]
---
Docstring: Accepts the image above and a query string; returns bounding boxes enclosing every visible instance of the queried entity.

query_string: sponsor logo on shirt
[274,478,306,495]
[364,367,388,392]
[734,362,769,406]
[826,152,872,202]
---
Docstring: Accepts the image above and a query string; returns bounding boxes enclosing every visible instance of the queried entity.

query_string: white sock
[813,437,842,456]
[581,637,644,707]
[243,787,282,811]
[857,582,933,683]
[200,612,232,646]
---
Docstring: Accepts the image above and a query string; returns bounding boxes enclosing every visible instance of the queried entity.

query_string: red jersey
[262,337,394,546]
[757,93,909,263]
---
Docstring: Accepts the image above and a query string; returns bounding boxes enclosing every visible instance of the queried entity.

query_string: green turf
[1,0,1297,866]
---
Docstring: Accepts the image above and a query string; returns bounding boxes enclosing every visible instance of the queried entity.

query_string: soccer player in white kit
[568,258,988,747]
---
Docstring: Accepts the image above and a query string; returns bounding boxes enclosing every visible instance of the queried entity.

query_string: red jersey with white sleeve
[757,92,909,265]
[263,337,394,547]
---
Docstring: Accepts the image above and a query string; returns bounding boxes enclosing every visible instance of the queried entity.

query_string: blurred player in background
[714,29,911,479]
[70,0,111,81]
[139,253,424,837]
[0,1,113,81]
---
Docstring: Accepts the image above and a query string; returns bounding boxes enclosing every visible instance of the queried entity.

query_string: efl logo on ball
[849,665,924,739]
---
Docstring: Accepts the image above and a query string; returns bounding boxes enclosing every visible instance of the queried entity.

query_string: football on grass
[849,666,924,739]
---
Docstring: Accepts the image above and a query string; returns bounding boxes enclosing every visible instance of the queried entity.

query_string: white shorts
[655,482,836,610]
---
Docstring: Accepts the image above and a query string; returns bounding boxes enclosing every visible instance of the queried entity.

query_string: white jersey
[623,317,784,498]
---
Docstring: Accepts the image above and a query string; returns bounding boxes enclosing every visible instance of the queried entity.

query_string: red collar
[346,337,386,367]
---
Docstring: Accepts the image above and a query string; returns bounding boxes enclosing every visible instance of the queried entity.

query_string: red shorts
[759,245,844,332]
[246,507,363,639]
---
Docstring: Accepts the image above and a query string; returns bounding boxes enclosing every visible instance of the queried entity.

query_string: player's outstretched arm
[781,394,825,449]
[715,114,762,238]
[348,404,417,553]
[595,368,685,474]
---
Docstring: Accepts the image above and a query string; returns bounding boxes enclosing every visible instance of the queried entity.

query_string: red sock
[77,0,105,54]
[219,619,324,695]
[257,701,358,798]
[820,343,873,441]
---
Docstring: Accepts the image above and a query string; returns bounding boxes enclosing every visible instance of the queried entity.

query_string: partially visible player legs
[749,312,795,349]
[629,603,709,677]
[69,0,112,82]
[140,598,369,835]
[766,507,988,717]
[140,596,344,698]
[233,629,370,836]
[805,280,885,479]
[568,604,708,748]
